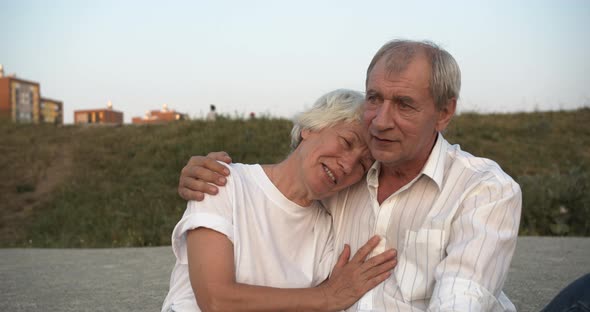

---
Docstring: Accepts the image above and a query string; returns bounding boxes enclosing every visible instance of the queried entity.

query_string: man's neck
[376,134,439,204]
[376,165,422,204]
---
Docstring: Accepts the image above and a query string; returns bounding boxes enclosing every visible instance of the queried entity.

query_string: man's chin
[370,149,400,164]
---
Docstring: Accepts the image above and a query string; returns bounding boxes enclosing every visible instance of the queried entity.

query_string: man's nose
[372,102,395,130]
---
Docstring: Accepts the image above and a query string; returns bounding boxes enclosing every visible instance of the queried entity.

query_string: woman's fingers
[319,242,398,311]
[350,235,381,263]
[354,251,396,294]
[363,269,392,291]
[362,257,397,281]
[333,244,351,270]
[363,249,397,270]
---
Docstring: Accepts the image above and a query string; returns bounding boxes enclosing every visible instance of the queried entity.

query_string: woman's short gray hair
[290,89,364,150]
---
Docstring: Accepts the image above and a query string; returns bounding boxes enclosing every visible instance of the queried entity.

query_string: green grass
[0,108,588,247]
[0,118,291,247]
[444,109,590,236]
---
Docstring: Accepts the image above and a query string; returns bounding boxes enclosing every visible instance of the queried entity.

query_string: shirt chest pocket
[394,229,446,302]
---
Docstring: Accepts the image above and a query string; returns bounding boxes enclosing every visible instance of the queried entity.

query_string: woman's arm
[187,228,396,312]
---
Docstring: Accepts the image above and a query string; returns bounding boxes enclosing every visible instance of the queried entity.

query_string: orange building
[132,104,189,124]
[74,101,123,125]
[0,65,64,124]
[0,74,41,123]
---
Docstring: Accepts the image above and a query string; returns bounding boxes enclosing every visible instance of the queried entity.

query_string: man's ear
[435,98,457,132]
[301,129,311,139]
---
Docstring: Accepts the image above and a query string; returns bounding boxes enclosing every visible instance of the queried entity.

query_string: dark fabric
[542,274,590,312]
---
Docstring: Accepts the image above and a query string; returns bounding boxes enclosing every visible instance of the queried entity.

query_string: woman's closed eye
[340,136,352,148]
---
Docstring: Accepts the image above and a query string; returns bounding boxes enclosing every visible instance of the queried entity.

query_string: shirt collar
[366,132,447,191]
[366,161,380,188]
[421,132,447,191]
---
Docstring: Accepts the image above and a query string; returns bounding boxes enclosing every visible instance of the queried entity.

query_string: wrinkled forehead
[382,47,418,74]
[365,52,434,104]
[367,46,431,85]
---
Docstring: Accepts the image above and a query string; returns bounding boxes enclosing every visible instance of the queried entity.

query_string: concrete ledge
[1,237,589,312]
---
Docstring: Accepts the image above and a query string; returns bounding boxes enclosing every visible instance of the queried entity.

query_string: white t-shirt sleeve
[171,162,236,264]
[312,212,336,285]
[315,230,334,285]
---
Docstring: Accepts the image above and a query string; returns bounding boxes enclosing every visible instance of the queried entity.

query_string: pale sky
[1,0,589,124]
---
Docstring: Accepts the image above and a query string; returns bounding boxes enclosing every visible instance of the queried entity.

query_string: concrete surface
[1,236,588,312]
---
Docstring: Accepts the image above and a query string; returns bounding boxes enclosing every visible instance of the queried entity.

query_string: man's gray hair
[366,39,461,110]
[290,89,364,150]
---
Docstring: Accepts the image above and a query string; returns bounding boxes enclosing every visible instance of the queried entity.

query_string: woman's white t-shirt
[162,163,335,312]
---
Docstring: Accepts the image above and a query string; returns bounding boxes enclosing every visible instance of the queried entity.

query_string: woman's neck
[262,159,313,207]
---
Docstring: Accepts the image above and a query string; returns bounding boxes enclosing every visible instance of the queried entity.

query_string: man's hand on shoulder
[178,151,232,201]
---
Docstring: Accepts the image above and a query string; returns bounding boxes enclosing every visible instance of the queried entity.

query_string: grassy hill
[1,109,589,247]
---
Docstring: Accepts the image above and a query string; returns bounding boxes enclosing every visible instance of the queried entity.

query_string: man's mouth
[371,134,396,143]
[323,165,337,184]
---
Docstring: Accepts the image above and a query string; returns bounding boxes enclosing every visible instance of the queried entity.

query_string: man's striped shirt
[324,133,522,312]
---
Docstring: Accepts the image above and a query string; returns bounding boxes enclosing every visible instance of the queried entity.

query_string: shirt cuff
[428,277,516,312]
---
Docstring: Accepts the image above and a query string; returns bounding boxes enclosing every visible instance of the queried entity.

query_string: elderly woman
[162,89,396,312]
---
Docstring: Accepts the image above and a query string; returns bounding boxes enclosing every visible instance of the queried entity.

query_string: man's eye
[366,95,378,103]
[400,102,414,110]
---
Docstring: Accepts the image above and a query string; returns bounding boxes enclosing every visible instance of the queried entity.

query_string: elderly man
[177,40,522,311]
